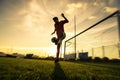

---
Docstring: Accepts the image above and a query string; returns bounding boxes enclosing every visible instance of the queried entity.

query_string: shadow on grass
[51,63,68,80]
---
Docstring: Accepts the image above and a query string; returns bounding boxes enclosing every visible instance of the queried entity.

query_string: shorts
[57,32,66,40]
[57,32,66,44]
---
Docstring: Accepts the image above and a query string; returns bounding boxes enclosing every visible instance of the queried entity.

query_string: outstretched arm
[51,29,56,35]
[61,13,69,23]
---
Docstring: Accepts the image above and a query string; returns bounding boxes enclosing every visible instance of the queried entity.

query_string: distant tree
[6,54,16,58]
[110,59,120,63]
[45,56,55,60]
[25,54,33,59]
[0,52,6,57]
[12,53,18,56]
[88,56,92,61]
[94,57,102,62]
[12,53,18,55]
[102,57,109,62]
[0,52,5,54]
[32,55,39,59]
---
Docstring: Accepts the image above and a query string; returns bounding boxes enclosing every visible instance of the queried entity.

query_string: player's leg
[55,34,62,63]
[57,32,66,45]
[55,43,61,63]
[55,33,66,63]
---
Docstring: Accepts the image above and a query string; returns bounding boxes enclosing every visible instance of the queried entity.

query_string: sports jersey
[54,20,68,34]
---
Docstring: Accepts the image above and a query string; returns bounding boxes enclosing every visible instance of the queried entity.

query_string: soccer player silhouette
[51,13,69,63]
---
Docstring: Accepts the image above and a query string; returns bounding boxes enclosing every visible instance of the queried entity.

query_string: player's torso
[55,21,64,33]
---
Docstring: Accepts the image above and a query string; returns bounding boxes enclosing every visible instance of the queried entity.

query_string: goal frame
[64,10,120,60]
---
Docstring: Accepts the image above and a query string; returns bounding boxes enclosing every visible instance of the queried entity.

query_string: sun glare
[47,47,56,57]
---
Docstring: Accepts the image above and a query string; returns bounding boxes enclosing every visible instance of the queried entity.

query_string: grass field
[0,57,120,80]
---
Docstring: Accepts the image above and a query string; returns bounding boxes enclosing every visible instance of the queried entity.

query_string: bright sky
[0,0,120,57]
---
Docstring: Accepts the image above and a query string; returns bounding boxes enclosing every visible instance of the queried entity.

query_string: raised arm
[51,29,56,35]
[61,13,69,23]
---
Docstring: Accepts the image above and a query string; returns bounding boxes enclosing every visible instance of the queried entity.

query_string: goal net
[64,10,120,60]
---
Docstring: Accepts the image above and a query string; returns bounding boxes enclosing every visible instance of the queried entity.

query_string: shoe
[54,59,59,63]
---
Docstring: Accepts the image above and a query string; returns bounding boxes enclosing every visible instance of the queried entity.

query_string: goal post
[64,10,120,60]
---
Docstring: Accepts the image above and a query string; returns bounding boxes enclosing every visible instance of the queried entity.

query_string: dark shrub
[25,54,33,59]
[94,57,102,62]
[6,54,16,58]
[102,57,109,62]
[88,56,93,61]
[110,59,120,63]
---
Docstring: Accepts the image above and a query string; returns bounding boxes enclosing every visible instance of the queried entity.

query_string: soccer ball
[51,37,57,43]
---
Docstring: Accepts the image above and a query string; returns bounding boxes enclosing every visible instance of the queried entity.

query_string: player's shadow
[51,63,68,80]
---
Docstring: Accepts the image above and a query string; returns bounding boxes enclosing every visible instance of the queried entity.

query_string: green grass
[0,57,120,80]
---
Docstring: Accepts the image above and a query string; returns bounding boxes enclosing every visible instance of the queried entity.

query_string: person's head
[53,17,59,23]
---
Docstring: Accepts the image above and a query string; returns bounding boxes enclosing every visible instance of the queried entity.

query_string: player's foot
[54,59,59,63]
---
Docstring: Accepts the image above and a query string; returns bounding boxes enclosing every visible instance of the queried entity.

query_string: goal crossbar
[65,10,119,42]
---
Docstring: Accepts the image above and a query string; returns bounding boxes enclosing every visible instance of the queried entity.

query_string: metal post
[74,16,77,60]
[64,41,66,60]
[117,11,120,58]
[102,46,105,58]
[118,43,120,58]
[92,48,94,59]
[60,43,62,58]
[65,10,119,42]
